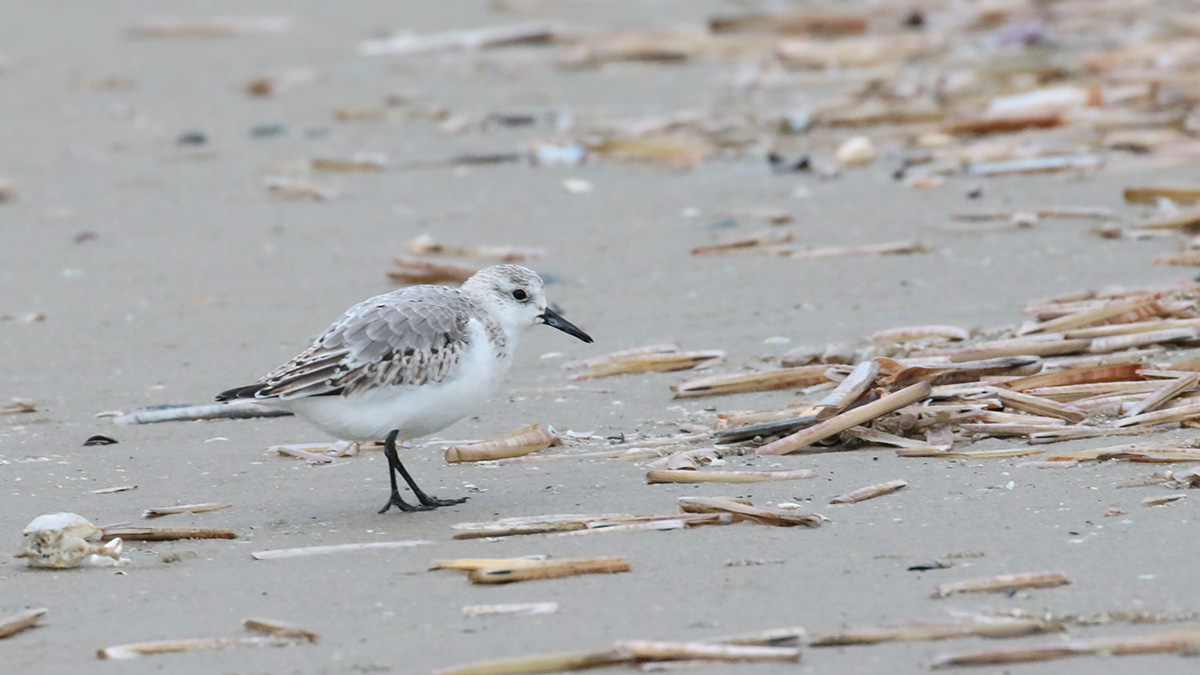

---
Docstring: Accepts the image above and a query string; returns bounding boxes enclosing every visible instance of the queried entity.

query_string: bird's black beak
[539,307,593,343]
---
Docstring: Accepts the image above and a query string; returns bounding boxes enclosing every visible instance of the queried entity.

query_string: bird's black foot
[416,494,468,508]
[378,492,436,514]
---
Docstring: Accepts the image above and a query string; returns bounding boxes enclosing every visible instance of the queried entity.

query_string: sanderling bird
[217,264,592,513]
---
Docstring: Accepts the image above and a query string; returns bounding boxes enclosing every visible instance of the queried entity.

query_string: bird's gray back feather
[242,286,474,400]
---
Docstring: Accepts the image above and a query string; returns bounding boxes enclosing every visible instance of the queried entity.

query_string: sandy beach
[5,1,1200,673]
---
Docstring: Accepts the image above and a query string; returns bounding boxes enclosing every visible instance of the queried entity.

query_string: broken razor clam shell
[14,513,126,568]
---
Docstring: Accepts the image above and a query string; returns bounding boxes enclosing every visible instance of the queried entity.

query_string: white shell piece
[14,513,128,568]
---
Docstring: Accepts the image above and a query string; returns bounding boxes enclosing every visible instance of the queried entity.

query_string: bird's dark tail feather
[215,384,267,402]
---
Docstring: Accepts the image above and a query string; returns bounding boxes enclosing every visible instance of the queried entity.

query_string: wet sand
[3,2,1200,674]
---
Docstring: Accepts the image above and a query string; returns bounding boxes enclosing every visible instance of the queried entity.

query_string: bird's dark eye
[512,289,528,301]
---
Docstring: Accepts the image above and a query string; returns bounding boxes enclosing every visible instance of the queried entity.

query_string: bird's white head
[462,264,593,344]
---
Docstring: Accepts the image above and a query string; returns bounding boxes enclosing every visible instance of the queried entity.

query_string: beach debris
[445,424,560,463]
[112,402,292,425]
[646,468,815,484]
[0,608,47,640]
[678,497,822,527]
[708,10,866,37]
[126,16,290,38]
[262,176,339,201]
[777,32,936,68]
[1121,373,1200,418]
[0,311,43,323]
[1113,401,1200,429]
[452,514,633,539]
[433,629,804,674]
[690,229,792,255]
[435,649,634,675]
[933,571,1069,599]
[693,278,1200,468]
[779,240,933,260]
[245,68,315,97]
[388,257,478,285]
[671,366,831,398]
[1,398,36,415]
[1124,187,1200,205]
[930,625,1200,668]
[966,155,1102,177]
[462,603,559,618]
[361,22,555,56]
[83,434,118,446]
[567,345,724,380]
[1167,467,1200,488]
[243,618,320,643]
[142,503,232,519]
[100,526,236,541]
[941,115,1063,136]
[702,626,806,647]
[813,361,879,416]
[870,326,970,344]
[561,178,592,193]
[91,485,138,495]
[758,381,933,455]
[497,447,664,465]
[14,513,125,569]
[433,556,631,584]
[98,636,300,660]
[450,512,725,539]
[835,136,875,167]
[589,136,711,168]
[547,515,728,537]
[309,153,387,172]
[879,356,1040,388]
[614,640,800,663]
[1143,494,1186,507]
[993,607,1200,628]
[810,613,1063,646]
[409,234,547,262]
[830,479,908,504]
[642,447,725,470]
[272,445,336,464]
[251,540,432,560]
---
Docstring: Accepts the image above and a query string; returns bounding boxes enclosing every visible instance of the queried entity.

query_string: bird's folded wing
[253,287,474,400]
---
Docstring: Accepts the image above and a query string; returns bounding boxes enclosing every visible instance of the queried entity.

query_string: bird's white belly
[280,322,510,442]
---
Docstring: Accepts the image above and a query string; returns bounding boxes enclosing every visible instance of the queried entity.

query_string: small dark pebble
[176,131,207,146]
[250,124,286,138]
[967,186,984,199]
[84,434,118,446]
[907,560,952,571]
[768,152,810,173]
[73,231,99,244]
[485,111,538,127]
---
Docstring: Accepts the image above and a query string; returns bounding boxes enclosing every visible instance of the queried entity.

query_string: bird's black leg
[378,430,467,513]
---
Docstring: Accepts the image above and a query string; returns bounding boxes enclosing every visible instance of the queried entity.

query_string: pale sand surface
[3,2,1200,674]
